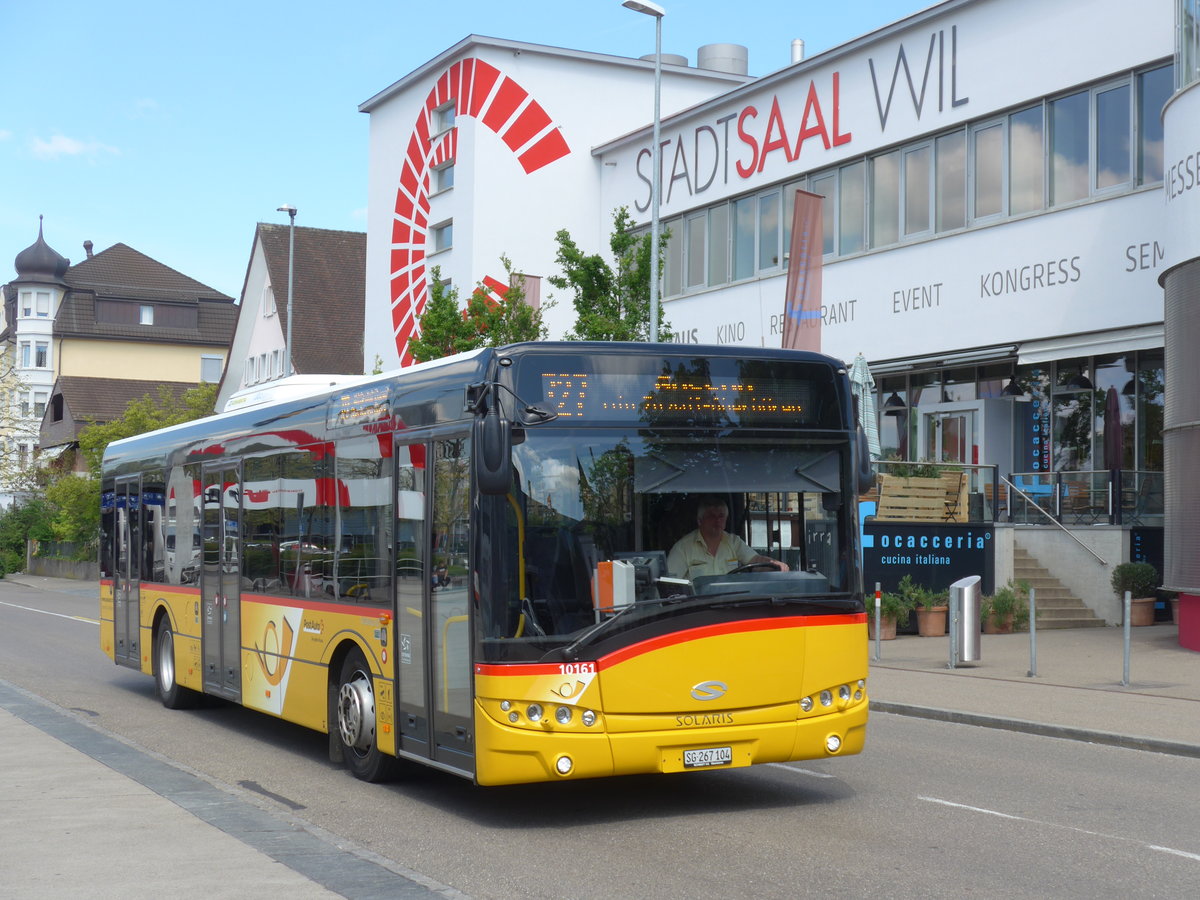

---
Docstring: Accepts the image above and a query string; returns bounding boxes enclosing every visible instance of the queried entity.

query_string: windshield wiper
[547,596,686,661]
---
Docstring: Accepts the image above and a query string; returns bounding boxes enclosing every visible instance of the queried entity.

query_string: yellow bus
[100,342,871,785]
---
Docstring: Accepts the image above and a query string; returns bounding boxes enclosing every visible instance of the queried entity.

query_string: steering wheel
[727,561,780,575]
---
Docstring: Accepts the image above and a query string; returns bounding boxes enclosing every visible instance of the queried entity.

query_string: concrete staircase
[1012,547,1106,629]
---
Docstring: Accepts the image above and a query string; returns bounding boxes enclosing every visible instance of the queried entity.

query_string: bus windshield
[480,426,854,662]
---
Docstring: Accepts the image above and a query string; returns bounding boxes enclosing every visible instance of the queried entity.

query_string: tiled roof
[66,243,230,302]
[53,376,200,426]
[55,242,236,345]
[257,224,365,374]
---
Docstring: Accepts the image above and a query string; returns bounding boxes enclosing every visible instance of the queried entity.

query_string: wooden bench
[872,471,967,523]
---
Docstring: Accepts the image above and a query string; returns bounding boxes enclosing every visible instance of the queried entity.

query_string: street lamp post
[622,0,665,342]
[276,205,297,377]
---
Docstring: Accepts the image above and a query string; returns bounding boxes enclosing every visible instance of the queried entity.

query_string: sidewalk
[867,621,1200,756]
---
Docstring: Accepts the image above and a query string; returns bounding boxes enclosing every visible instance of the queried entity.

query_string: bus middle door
[201,463,242,701]
[112,477,141,669]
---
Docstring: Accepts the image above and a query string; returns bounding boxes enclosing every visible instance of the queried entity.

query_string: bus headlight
[581,709,597,727]
[555,706,572,725]
[555,755,574,775]
[825,734,842,753]
[838,684,851,701]
[819,690,833,707]
[527,703,543,722]
[800,696,814,712]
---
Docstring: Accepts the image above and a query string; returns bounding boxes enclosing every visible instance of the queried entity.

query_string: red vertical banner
[782,190,823,352]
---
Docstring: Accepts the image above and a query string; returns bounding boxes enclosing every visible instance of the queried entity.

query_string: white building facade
[361,0,1198,628]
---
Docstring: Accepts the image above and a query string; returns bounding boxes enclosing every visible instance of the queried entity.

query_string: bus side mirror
[474,400,512,495]
[855,424,876,496]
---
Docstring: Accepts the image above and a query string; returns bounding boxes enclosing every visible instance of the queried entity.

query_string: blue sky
[1,0,930,300]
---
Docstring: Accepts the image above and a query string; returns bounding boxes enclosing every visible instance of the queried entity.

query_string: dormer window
[140,305,154,325]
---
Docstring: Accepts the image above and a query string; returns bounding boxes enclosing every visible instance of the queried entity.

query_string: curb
[870,700,1200,759]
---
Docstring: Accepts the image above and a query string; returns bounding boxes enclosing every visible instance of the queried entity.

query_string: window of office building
[871,150,900,247]
[1050,91,1089,205]
[1137,65,1172,183]
[839,161,866,254]
[808,170,837,256]
[1096,83,1131,191]
[1009,106,1045,214]
[758,190,781,270]
[732,196,756,280]
[935,130,967,231]
[685,211,706,290]
[707,203,729,285]
[904,144,932,236]
[972,121,1005,219]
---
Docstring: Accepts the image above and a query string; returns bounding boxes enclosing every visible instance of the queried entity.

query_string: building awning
[869,344,1017,375]
[1018,325,1163,365]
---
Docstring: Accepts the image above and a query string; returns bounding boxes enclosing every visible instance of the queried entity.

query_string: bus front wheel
[154,620,199,709]
[336,648,395,782]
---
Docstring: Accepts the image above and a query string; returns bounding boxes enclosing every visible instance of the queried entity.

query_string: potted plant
[900,575,947,637]
[1110,561,1159,626]
[865,588,912,641]
[982,580,1030,634]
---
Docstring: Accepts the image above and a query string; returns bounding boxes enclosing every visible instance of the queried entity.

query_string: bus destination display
[539,371,811,424]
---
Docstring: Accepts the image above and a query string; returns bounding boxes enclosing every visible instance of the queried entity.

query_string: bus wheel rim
[338,674,376,752]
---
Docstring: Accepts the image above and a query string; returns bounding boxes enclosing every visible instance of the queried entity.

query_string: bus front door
[113,477,141,669]
[201,463,242,701]
[393,438,474,774]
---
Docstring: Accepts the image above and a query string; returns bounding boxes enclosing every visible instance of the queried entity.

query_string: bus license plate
[683,746,732,768]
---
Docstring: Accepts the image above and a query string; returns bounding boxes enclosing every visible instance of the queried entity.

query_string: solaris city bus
[100,342,872,785]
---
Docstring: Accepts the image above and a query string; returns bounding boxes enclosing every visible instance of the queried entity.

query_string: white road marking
[921,796,1199,863]
[0,599,99,625]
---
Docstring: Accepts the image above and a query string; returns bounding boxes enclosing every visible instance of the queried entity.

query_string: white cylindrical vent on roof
[640,52,689,66]
[696,43,748,75]
[791,39,805,63]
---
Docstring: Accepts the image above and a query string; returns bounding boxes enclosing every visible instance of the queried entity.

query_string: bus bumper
[473,702,868,786]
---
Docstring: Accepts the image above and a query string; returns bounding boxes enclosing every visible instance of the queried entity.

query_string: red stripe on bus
[474,613,865,677]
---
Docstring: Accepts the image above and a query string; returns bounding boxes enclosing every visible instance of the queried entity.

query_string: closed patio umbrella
[848,353,881,461]
[1103,386,1122,472]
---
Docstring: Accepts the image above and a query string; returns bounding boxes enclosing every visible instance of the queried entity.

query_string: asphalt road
[2,581,1198,899]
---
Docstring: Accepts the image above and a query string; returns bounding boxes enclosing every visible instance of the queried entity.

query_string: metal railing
[1000,475,1107,566]
[1005,470,1164,527]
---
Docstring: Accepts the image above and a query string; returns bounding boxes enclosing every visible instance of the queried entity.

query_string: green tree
[408,259,550,364]
[43,474,100,549]
[551,206,670,342]
[0,497,55,574]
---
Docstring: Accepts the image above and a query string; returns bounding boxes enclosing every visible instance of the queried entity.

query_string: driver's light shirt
[667,530,757,579]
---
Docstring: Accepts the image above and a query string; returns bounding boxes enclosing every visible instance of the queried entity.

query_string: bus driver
[666,495,789,581]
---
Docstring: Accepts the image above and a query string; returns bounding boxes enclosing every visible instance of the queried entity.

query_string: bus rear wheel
[336,648,396,782]
[154,620,199,709]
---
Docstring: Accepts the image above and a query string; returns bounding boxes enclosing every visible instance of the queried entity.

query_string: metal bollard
[950,575,982,667]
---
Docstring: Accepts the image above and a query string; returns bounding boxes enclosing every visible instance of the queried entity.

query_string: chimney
[791,39,805,64]
[83,240,94,258]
